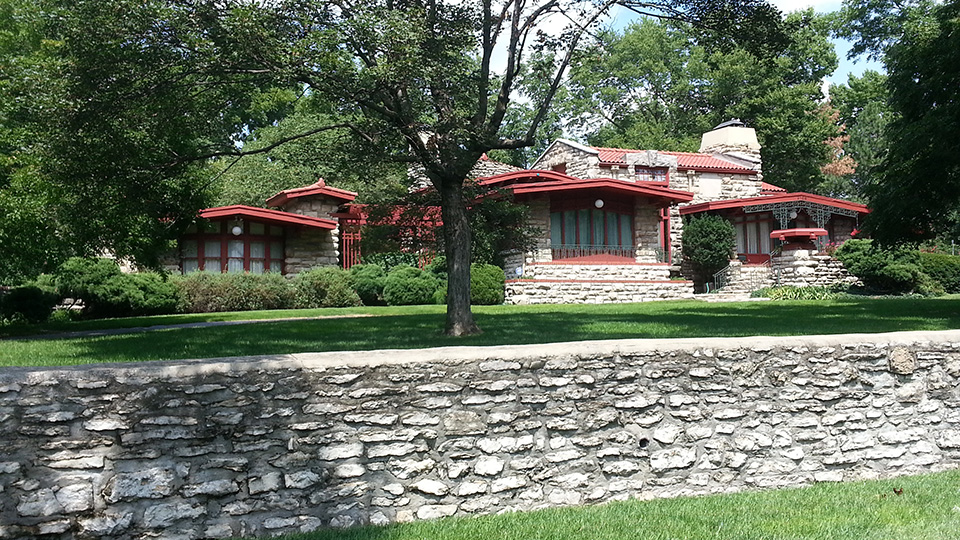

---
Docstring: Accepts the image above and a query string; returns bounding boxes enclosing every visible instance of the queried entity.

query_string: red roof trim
[477,169,580,188]
[199,205,338,230]
[511,178,694,203]
[679,192,870,215]
[761,182,787,193]
[266,179,358,207]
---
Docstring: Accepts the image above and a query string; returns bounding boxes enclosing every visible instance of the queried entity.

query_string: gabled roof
[679,192,870,216]
[199,205,338,230]
[761,182,787,193]
[266,179,358,207]
[593,147,754,173]
[477,169,694,204]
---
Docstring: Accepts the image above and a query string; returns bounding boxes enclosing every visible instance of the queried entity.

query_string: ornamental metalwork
[742,201,859,228]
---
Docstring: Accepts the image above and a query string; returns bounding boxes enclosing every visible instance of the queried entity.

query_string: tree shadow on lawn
[58,296,960,366]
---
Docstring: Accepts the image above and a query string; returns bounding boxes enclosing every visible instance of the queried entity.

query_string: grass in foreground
[3,296,960,367]
[270,470,960,540]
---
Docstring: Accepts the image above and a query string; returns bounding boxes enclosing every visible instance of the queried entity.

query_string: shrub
[751,285,849,300]
[682,215,736,277]
[174,272,296,313]
[470,263,505,305]
[425,256,448,281]
[54,257,178,318]
[295,267,361,308]
[349,264,387,306]
[0,285,60,323]
[383,265,440,306]
[833,239,934,294]
[919,252,960,293]
[363,252,422,272]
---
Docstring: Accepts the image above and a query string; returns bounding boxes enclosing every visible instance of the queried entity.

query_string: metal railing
[710,265,730,292]
[551,244,636,260]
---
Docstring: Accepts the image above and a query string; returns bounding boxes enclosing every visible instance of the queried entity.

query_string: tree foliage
[564,10,838,193]
[866,0,960,243]
[1,0,789,335]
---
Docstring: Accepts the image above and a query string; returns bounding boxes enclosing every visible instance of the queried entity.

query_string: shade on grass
[268,470,960,540]
[2,296,960,367]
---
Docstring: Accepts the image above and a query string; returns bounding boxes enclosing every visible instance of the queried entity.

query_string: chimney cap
[713,118,746,130]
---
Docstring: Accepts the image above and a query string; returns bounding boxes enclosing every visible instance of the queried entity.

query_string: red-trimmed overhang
[510,178,694,204]
[266,180,358,207]
[679,192,870,216]
[477,169,580,188]
[199,205,338,230]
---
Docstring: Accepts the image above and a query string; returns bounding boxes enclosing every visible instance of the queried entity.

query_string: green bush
[54,257,178,318]
[0,285,60,323]
[682,215,736,277]
[363,252,422,272]
[383,265,440,306]
[349,264,387,306]
[174,272,296,313]
[920,252,960,293]
[470,263,505,305]
[295,267,361,308]
[833,239,934,294]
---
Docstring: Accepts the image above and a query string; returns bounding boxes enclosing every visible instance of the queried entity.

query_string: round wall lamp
[594,199,605,209]
[231,225,243,236]
[788,210,798,220]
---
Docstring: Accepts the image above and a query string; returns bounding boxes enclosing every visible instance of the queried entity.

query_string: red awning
[199,205,338,230]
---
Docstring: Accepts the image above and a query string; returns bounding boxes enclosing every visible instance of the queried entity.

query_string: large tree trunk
[437,177,481,336]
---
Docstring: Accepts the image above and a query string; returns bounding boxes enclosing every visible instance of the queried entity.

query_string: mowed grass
[3,296,960,367]
[270,470,960,540]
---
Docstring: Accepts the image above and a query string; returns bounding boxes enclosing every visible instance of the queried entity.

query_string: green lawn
[3,296,960,367]
[270,470,960,540]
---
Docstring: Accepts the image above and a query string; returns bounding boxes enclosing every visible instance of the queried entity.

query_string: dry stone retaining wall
[2,331,960,540]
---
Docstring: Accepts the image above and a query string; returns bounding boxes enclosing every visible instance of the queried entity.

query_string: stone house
[174,122,868,303]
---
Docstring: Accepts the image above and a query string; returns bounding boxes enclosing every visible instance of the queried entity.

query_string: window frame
[180,220,286,275]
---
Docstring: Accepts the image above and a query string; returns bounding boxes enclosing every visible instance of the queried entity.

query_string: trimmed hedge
[294,267,361,308]
[383,265,440,306]
[470,263,505,305]
[174,272,296,313]
[349,264,387,306]
[54,258,179,318]
[920,252,960,293]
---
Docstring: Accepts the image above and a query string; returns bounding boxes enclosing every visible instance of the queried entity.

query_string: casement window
[180,221,285,274]
[733,214,773,255]
[550,208,633,249]
[636,168,668,183]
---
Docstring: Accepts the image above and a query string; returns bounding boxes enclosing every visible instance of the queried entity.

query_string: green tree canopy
[564,10,839,193]
[866,0,960,243]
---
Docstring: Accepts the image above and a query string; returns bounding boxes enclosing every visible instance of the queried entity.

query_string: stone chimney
[699,119,762,171]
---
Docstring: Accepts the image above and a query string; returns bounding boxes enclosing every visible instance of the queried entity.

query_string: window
[550,207,633,259]
[180,221,285,274]
[636,168,668,183]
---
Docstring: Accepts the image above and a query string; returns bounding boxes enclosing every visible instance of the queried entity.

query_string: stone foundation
[505,279,694,304]
[772,249,858,288]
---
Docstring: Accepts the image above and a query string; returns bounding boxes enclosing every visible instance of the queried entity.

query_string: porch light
[594,199,604,209]
[788,210,798,219]
[231,223,243,236]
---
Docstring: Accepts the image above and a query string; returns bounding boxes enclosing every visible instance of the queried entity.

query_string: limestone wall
[2,332,960,540]
[505,279,694,304]
[772,249,859,288]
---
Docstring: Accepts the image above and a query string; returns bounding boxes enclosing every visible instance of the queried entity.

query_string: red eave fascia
[679,192,870,215]
[266,181,358,207]
[477,169,579,188]
[199,205,337,230]
[511,178,694,203]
